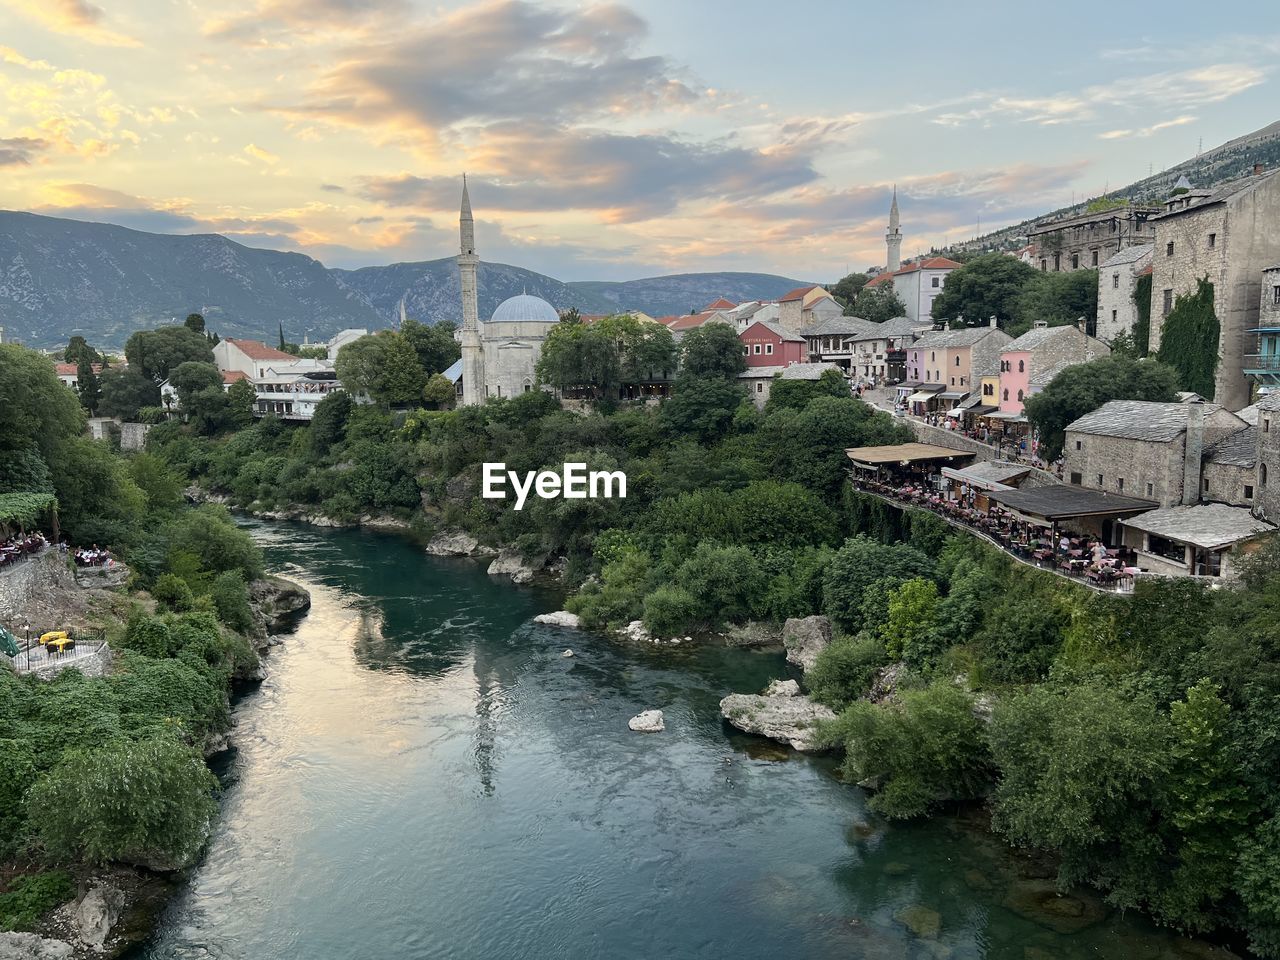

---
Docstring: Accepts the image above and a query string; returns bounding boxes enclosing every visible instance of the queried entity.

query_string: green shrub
[642,585,700,636]
[806,634,889,709]
[152,573,194,613]
[209,570,254,633]
[0,871,75,932]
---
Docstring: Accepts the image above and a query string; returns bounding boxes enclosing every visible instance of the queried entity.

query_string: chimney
[1182,401,1205,505]
[1255,163,1265,176]
[943,321,951,331]
[1033,319,1048,329]
[988,315,998,328]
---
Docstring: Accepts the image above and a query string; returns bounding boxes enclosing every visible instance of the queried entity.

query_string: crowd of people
[0,532,47,570]
[73,545,114,568]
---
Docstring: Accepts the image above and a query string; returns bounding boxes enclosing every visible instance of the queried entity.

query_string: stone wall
[1063,433,1183,506]
[1096,250,1152,344]
[119,422,152,451]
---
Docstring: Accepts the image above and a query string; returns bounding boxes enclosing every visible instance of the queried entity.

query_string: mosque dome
[489,293,560,323]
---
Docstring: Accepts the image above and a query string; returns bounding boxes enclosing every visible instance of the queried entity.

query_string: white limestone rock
[487,548,537,584]
[425,530,482,556]
[73,882,125,952]
[628,710,665,733]
[0,933,74,960]
[621,620,651,643]
[719,692,836,752]
[561,649,575,658]
[534,611,582,629]
[764,678,801,698]
[782,615,833,673]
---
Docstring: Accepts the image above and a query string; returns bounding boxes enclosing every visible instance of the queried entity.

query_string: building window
[1203,477,1210,494]
[1070,472,1082,485]
[1018,359,1025,373]
[1112,309,1118,323]
[1264,464,1270,486]
[1017,389,1024,401]
[1071,254,1080,270]
[1040,259,1047,272]
[1096,474,1103,487]
[1273,285,1280,305]
[1246,484,1255,499]
[955,356,960,367]
[950,377,956,386]
[931,351,936,361]
[1054,253,1061,271]
[1208,233,1216,249]
[1075,440,1082,450]
[1166,241,1174,257]
[1117,478,1124,491]
[756,382,763,393]
[1147,482,1154,497]
[1002,388,1009,401]
[931,276,940,288]
[1162,289,1173,317]
[752,343,761,354]
[765,343,773,355]
[1265,418,1271,434]
[1113,274,1120,289]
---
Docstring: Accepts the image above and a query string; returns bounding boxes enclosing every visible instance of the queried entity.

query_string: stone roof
[1005,323,1079,353]
[753,319,805,342]
[914,326,1004,349]
[1099,244,1154,268]
[778,362,845,381]
[1255,392,1280,412]
[803,316,877,337]
[1029,359,1076,388]
[442,358,463,383]
[1065,400,1221,442]
[738,365,786,378]
[1152,169,1280,220]
[1205,425,1258,467]
[877,315,931,337]
[1122,503,1275,551]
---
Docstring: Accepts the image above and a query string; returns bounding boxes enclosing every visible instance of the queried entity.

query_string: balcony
[1244,354,1280,371]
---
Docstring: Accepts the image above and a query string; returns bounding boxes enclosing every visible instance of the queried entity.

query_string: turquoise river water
[133,521,1232,960]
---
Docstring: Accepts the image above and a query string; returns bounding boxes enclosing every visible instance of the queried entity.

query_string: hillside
[942,117,1280,257]
[0,211,381,347]
[568,272,812,317]
[0,210,807,348]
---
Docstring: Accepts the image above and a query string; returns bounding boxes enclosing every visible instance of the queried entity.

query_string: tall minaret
[458,175,484,406]
[886,185,902,272]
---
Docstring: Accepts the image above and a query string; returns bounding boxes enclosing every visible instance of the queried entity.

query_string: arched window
[1263,463,1270,486]
[1018,359,1025,373]
[955,356,960,367]
[1017,389,1024,401]
[1002,388,1009,401]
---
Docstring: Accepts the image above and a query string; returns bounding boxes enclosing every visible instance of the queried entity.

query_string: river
[134,521,1223,960]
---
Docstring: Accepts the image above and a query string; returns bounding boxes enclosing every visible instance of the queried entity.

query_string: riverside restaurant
[846,444,1156,590]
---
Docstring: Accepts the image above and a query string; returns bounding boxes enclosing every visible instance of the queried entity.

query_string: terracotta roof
[895,257,961,274]
[55,362,104,376]
[779,284,822,302]
[667,311,719,331]
[224,337,295,362]
[703,297,737,310]
[865,271,897,287]
[221,370,249,384]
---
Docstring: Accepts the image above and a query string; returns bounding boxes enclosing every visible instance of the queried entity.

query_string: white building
[212,338,297,380]
[1096,244,1153,345]
[326,328,368,362]
[889,257,960,325]
[211,337,343,420]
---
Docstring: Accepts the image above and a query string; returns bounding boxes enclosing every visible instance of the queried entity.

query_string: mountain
[942,117,1280,257]
[567,272,812,318]
[0,210,809,348]
[0,211,381,348]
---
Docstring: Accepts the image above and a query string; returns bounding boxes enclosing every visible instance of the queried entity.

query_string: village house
[887,257,961,325]
[776,285,842,335]
[1062,398,1249,508]
[1243,264,1280,395]
[728,300,781,332]
[740,320,805,368]
[1148,167,1280,410]
[913,322,1012,403]
[1028,202,1160,272]
[54,361,105,391]
[211,336,345,421]
[997,322,1110,414]
[658,307,735,338]
[1095,245,1153,345]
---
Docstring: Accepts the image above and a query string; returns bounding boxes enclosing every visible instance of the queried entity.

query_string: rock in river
[782,615,832,673]
[0,933,74,959]
[1001,879,1107,934]
[487,548,539,584]
[719,689,835,752]
[764,679,800,697]
[894,904,942,940]
[425,530,496,557]
[73,882,125,951]
[628,710,665,732]
[534,611,582,629]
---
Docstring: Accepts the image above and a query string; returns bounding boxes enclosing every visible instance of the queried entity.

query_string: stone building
[1243,263,1280,394]
[777,285,842,334]
[997,322,1109,414]
[1148,167,1280,410]
[1252,393,1280,521]
[1096,245,1153,344]
[1028,203,1160,272]
[914,322,1012,396]
[456,181,562,404]
[1062,398,1249,508]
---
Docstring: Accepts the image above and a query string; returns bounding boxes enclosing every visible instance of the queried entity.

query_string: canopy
[907,391,935,403]
[1120,503,1276,551]
[988,486,1156,524]
[846,443,976,470]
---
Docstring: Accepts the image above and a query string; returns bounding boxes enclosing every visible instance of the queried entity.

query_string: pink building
[740,320,805,367]
[998,322,1110,414]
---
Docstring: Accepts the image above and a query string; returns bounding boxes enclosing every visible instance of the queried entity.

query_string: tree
[1010,269,1098,336]
[660,376,745,441]
[822,535,934,633]
[679,323,746,379]
[537,314,674,401]
[831,271,870,308]
[423,373,456,409]
[308,391,352,459]
[1157,278,1220,399]
[930,253,1038,327]
[401,319,461,376]
[848,284,906,322]
[879,578,941,665]
[766,368,848,412]
[184,313,206,335]
[1024,354,1180,460]
[27,734,218,869]
[1132,271,1153,357]
[226,378,256,427]
[63,335,101,365]
[168,361,223,408]
[335,331,427,406]
[98,368,161,421]
[125,326,215,382]
[76,357,101,415]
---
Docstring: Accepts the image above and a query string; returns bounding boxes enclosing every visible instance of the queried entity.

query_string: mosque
[457,179,562,406]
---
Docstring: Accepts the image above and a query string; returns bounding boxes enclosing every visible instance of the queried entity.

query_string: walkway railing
[851,479,1136,595]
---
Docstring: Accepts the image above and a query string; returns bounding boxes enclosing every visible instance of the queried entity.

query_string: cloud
[273,0,698,140]
[0,45,53,70]
[1098,115,1198,140]
[5,0,141,46]
[0,136,50,165]
[356,123,817,222]
[203,0,410,47]
[244,142,280,165]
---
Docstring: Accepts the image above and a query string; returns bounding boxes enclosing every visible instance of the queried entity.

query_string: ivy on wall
[1132,271,1152,358]
[1157,277,1219,399]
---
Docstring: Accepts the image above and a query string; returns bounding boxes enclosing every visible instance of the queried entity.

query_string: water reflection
[135,521,1230,960]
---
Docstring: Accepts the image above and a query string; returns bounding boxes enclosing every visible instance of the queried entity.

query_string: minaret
[886,185,902,272]
[458,175,484,406]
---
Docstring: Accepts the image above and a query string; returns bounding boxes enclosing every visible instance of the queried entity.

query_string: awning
[987,485,1157,523]
[907,391,936,403]
[943,462,1032,491]
[963,404,998,416]
[937,391,969,401]
[845,443,976,470]
[985,411,1028,422]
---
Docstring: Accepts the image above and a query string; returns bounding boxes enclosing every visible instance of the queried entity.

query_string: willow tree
[1157,278,1219,399]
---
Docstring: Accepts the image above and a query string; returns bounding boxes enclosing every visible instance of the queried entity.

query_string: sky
[0,0,1278,281]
